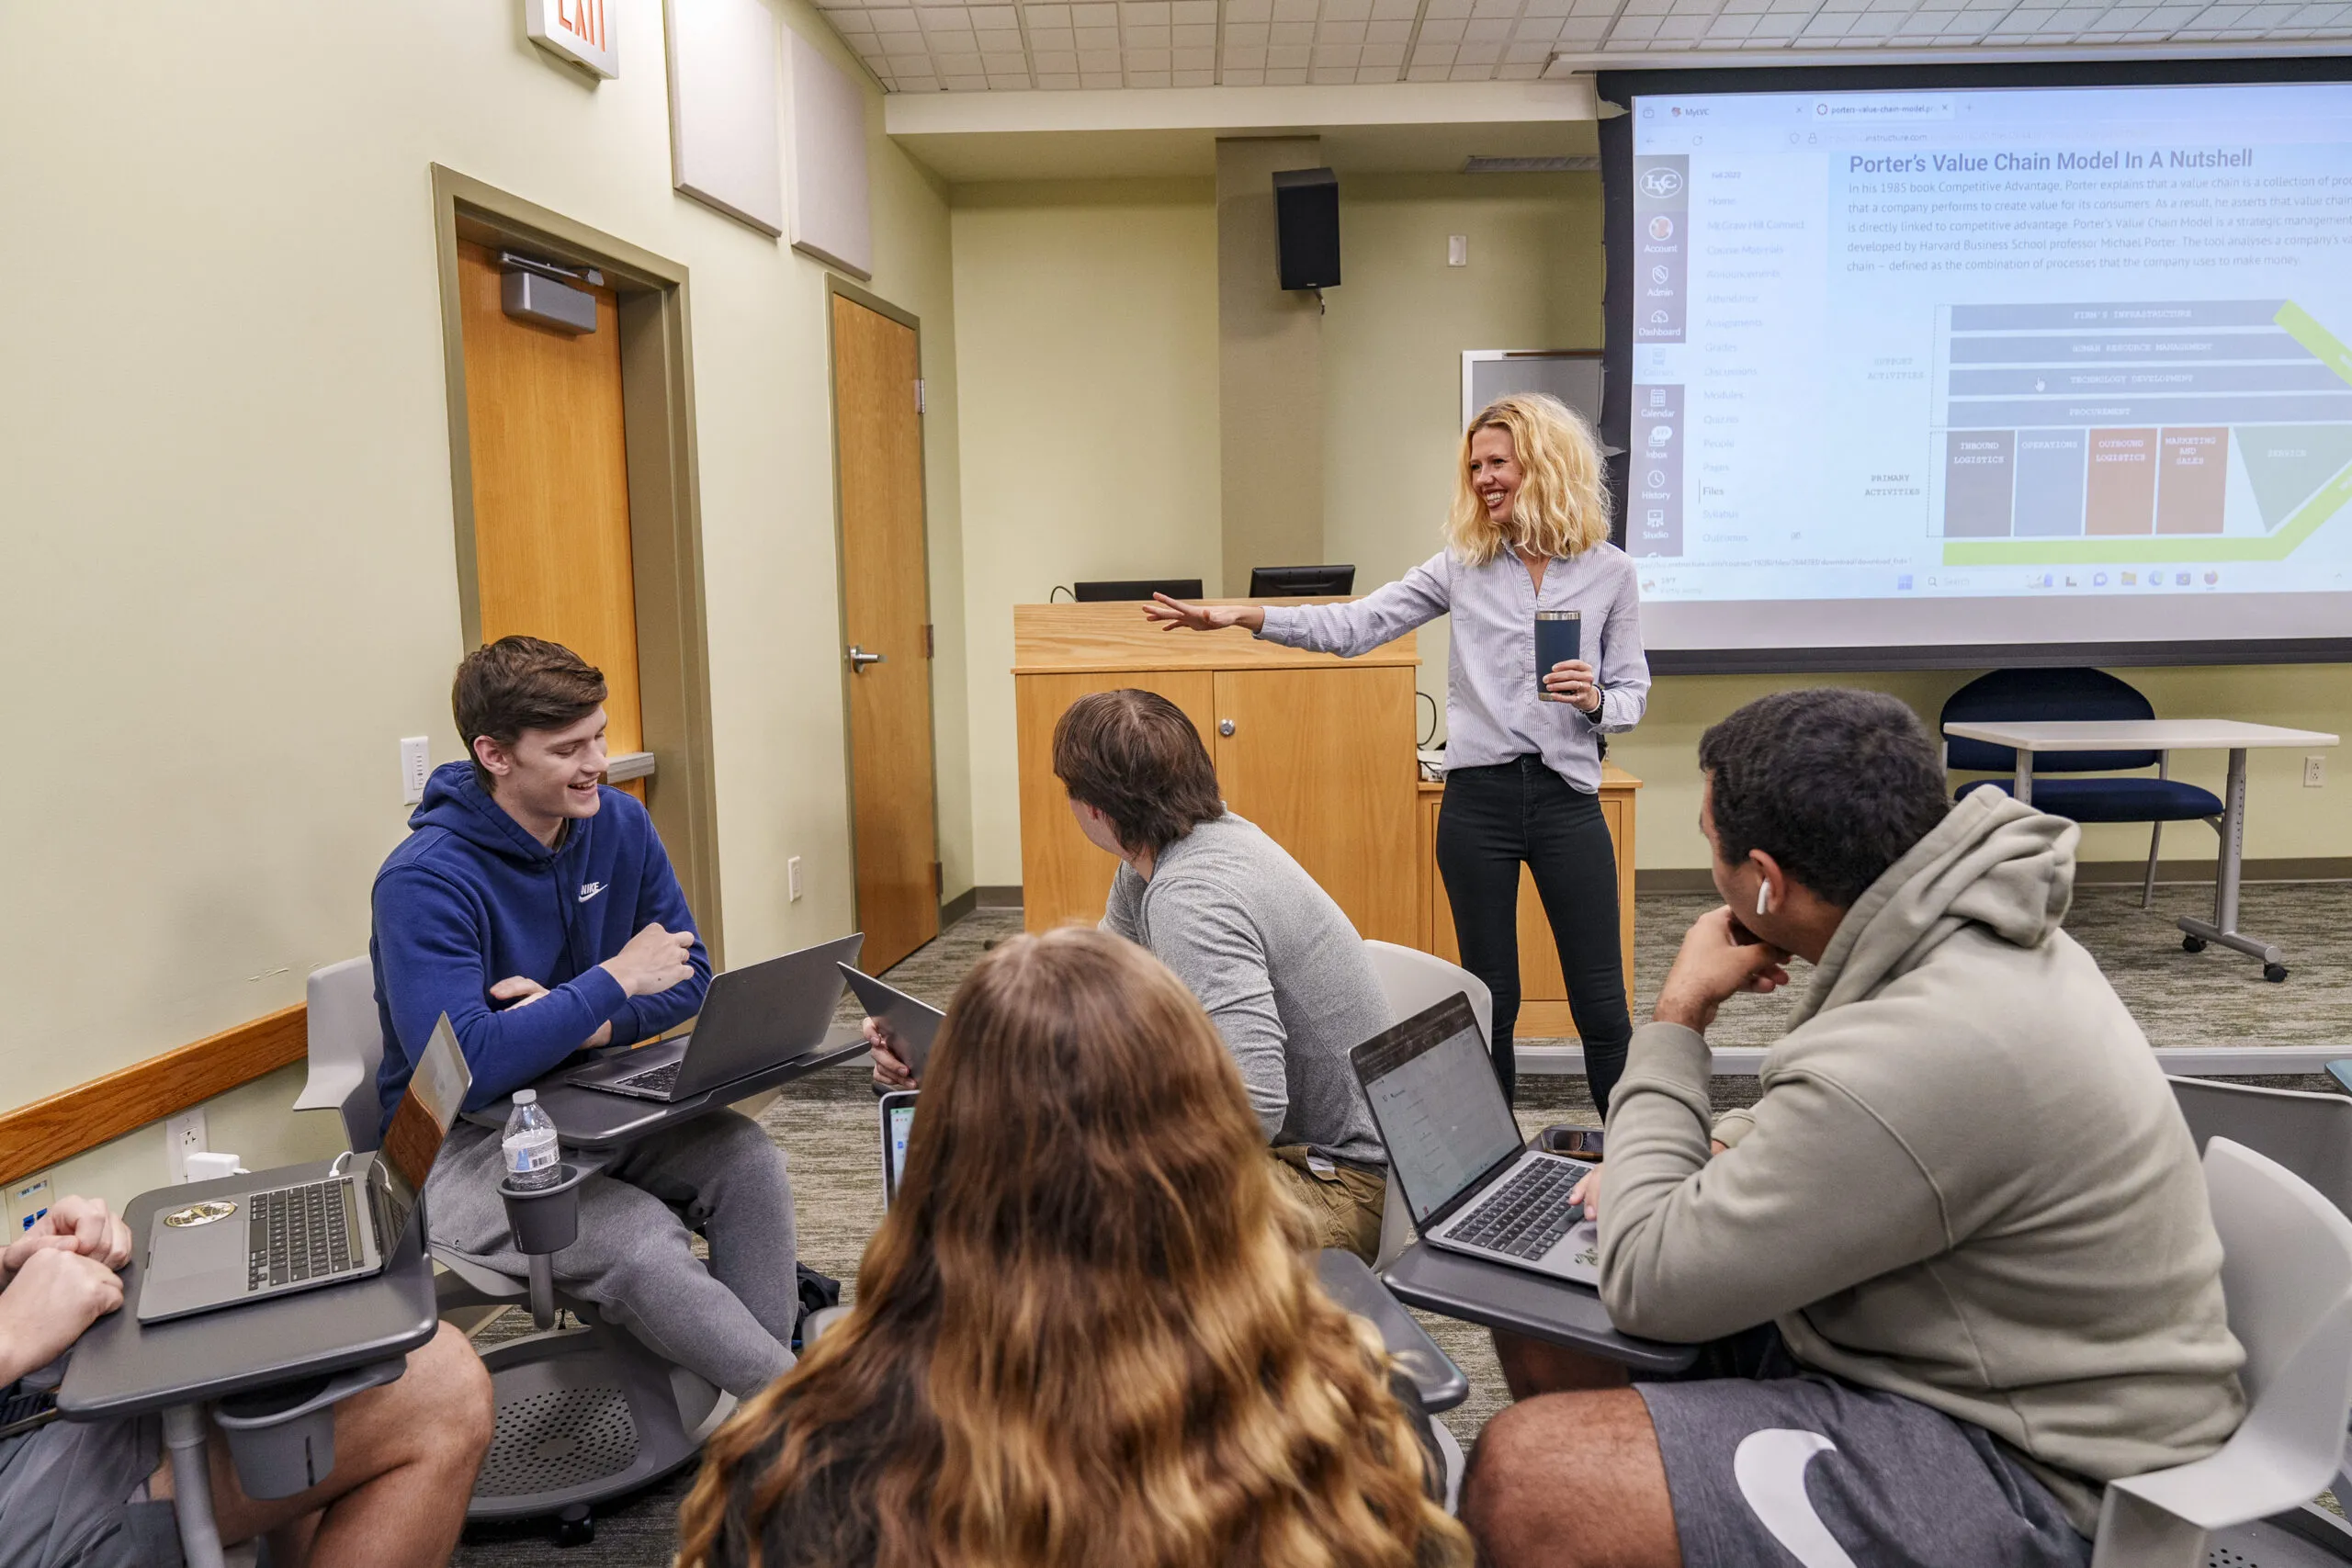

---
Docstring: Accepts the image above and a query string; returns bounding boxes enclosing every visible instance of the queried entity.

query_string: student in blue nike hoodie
[372,637,802,1398]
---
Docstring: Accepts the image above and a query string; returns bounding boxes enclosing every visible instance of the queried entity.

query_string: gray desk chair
[300,959,734,1546]
[1363,942,1496,1271]
[2088,1136,2352,1566]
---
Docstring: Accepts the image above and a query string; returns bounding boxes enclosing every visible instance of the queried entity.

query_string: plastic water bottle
[502,1089,561,1191]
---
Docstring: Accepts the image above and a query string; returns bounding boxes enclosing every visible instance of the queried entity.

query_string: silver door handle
[847,645,885,671]
[1218,719,1236,737]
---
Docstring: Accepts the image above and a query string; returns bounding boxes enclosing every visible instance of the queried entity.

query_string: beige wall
[949,179,1223,886]
[0,0,961,1210]
[1323,172,1603,737]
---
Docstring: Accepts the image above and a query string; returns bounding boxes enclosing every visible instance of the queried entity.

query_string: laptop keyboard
[616,1060,682,1096]
[246,1179,358,1291]
[1449,1160,1587,1261]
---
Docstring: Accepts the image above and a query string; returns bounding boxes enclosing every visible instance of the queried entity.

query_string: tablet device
[837,964,945,1081]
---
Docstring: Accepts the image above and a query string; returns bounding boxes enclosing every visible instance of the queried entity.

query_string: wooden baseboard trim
[1636,857,2352,895]
[0,1005,309,1185]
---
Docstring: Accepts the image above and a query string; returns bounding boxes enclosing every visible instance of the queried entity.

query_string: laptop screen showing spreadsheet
[1354,995,1523,1224]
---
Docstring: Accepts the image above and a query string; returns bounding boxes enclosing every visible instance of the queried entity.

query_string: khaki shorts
[1270,1146,1386,1263]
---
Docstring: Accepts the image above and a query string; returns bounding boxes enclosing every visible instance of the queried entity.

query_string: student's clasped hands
[0,1196,133,1382]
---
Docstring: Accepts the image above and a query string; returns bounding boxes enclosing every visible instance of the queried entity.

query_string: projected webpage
[1627,82,2352,642]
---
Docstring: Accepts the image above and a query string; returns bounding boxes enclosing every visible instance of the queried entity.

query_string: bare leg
[1463,1388,1681,1568]
[1493,1327,1633,1399]
[153,1322,492,1568]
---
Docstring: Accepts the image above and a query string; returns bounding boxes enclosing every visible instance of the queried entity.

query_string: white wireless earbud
[1756,880,1771,917]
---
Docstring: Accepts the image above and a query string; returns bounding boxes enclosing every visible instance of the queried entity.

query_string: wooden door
[1212,666,1418,944]
[1015,671,1218,932]
[456,242,644,789]
[832,295,938,972]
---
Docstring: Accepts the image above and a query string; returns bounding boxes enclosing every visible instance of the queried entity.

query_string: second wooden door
[833,295,939,973]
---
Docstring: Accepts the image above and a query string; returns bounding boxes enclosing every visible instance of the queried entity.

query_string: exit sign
[527,0,618,77]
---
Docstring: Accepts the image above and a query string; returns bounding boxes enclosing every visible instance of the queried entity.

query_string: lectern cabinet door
[1211,667,1418,944]
[1016,671,1218,933]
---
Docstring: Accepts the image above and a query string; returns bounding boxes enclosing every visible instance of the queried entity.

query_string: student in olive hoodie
[1461,689,2243,1568]
[371,637,802,1399]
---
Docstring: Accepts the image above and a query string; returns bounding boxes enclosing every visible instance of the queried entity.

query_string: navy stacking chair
[1941,668,2224,910]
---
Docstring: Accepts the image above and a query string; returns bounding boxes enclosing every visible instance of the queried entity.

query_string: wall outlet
[7,1174,51,1235]
[166,1110,209,1184]
[787,856,804,902]
[400,737,432,804]
[2308,755,2327,788]
[1447,233,1468,267]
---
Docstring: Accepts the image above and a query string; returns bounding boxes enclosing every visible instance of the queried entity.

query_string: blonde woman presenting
[1147,393,1647,1110]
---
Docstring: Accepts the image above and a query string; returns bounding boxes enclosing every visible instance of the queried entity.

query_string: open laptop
[139,1012,470,1324]
[567,932,864,1101]
[1351,993,1601,1285]
[838,965,944,1081]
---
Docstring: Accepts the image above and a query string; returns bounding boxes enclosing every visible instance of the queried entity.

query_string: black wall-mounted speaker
[1272,167,1340,291]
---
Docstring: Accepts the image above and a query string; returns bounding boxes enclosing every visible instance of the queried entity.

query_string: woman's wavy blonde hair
[1446,391,1611,566]
[677,929,1473,1568]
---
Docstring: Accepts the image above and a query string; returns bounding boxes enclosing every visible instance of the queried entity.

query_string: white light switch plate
[401,737,431,804]
[788,856,804,902]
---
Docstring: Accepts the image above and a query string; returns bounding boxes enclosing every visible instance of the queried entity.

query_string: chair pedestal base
[2178,916,2286,968]
[466,1317,732,1523]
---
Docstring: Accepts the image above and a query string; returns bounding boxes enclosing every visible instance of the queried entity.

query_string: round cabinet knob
[1217,719,1236,737]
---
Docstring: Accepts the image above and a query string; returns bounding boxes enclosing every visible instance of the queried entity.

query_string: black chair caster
[554,1503,594,1547]
[2182,935,2208,953]
[2264,964,2290,984]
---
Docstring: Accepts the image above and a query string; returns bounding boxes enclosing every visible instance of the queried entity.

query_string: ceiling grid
[818,0,2352,89]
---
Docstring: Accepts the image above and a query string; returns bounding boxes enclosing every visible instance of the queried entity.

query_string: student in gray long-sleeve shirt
[1057,689,1395,1259]
[1146,393,1647,1111]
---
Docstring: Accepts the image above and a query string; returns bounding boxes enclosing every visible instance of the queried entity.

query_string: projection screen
[1597,61,2352,672]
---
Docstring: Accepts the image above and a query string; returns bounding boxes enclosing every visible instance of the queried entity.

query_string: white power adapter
[183,1152,246,1183]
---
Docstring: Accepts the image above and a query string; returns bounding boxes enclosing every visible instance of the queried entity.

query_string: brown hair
[452,636,607,791]
[1049,689,1224,858]
[677,929,1471,1568]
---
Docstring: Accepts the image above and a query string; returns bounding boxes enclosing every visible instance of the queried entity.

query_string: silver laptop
[566,933,864,1101]
[838,965,944,1080]
[1351,993,1601,1285]
[139,1013,470,1324]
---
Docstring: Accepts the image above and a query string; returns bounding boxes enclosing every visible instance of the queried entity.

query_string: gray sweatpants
[427,1110,799,1397]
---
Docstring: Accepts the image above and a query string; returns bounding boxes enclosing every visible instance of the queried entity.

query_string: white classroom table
[1941,719,2340,982]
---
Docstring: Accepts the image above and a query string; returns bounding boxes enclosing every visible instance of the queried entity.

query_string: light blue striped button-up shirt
[1256,542,1649,793]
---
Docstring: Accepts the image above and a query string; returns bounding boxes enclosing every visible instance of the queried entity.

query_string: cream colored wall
[949,179,1223,886]
[0,0,958,1211]
[1322,172,1603,739]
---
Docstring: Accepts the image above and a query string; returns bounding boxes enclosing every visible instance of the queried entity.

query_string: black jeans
[1434,756,1632,1111]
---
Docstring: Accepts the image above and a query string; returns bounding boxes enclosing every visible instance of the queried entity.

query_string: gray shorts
[1634,1330,2091,1568]
[0,1415,182,1568]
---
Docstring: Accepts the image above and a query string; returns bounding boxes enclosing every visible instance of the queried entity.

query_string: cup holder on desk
[498,1163,589,1257]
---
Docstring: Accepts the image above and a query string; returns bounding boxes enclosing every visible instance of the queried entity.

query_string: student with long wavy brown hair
[676,928,1471,1568]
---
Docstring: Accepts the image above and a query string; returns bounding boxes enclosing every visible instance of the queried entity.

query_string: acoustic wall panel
[786,32,873,279]
[662,0,785,238]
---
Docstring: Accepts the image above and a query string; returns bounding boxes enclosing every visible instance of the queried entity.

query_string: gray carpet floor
[454,879,2351,1562]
